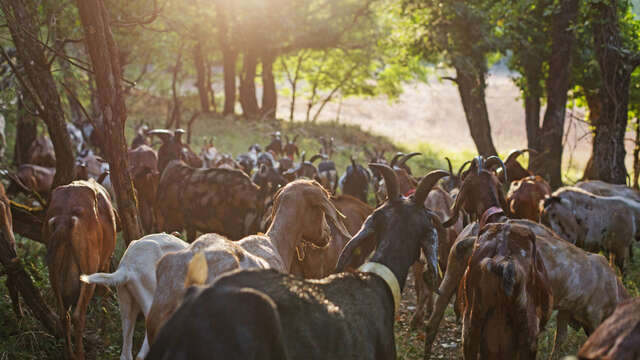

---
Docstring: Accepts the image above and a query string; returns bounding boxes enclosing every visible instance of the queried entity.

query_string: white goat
[80,233,187,360]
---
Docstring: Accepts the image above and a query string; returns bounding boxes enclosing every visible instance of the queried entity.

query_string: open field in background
[276,71,637,184]
[1,105,639,358]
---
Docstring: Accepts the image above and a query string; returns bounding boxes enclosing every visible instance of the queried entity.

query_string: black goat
[148,128,202,173]
[340,156,371,203]
[146,165,448,360]
[265,132,283,156]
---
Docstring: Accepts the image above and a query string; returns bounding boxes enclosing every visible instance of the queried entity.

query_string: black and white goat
[146,164,448,360]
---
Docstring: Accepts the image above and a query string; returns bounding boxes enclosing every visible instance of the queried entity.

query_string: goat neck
[265,203,307,272]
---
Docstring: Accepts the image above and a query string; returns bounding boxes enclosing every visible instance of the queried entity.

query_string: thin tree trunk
[239,49,259,118]
[205,58,217,113]
[216,0,236,116]
[1,0,75,190]
[581,93,602,180]
[530,0,579,188]
[193,41,210,113]
[170,51,183,129]
[454,66,498,157]
[634,117,640,189]
[591,0,638,184]
[523,62,542,152]
[75,0,143,243]
[0,230,62,337]
[261,50,277,119]
[57,44,84,126]
[13,101,37,165]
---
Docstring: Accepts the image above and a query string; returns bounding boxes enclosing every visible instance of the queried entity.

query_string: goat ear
[335,216,375,272]
[319,196,350,239]
[419,219,441,291]
[185,251,208,287]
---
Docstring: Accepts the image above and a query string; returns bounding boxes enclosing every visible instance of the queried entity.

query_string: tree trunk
[13,101,37,166]
[0,231,61,337]
[169,51,183,129]
[205,58,218,113]
[454,66,498,157]
[75,0,143,243]
[239,50,259,118]
[1,0,76,190]
[57,44,85,126]
[216,0,236,116]
[261,51,277,119]
[530,0,579,188]
[591,0,638,184]
[581,93,602,180]
[193,41,210,113]
[523,62,543,152]
[634,117,640,189]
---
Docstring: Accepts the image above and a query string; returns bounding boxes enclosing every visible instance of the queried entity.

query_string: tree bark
[634,117,640,189]
[1,0,75,190]
[75,0,143,243]
[168,51,183,129]
[239,49,259,118]
[261,50,277,119]
[523,61,543,152]
[205,58,217,113]
[193,41,210,113]
[530,0,579,188]
[454,66,498,157]
[216,0,236,116]
[591,0,638,184]
[581,93,602,180]
[13,101,37,166]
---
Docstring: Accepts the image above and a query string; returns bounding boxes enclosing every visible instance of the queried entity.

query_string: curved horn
[472,156,484,174]
[369,163,399,202]
[413,170,450,205]
[398,152,422,168]
[147,129,173,143]
[301,151,306,163]
[504,149,536,164]
[389,152,405,168]
[97,171,110,185]
[284,134,290,144]
[457,160,472,179]
[442,176,470,227]
[293,135,299,143]
[334,216,375,272]
[485,156,508,183]
[445,157,454,175]
[309,154,326,163]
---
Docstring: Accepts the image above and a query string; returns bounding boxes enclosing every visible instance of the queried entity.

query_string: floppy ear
[419,217,441,292]
[185,251,208,287]
[318,195,350,239]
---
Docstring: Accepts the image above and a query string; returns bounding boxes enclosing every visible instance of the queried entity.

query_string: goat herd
[4,124,640,360]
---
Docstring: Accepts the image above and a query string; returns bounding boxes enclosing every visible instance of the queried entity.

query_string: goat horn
[309,154,325,163]
[472,156,484,174]
[370,163,400,202]
[398,152,421,168]
[443,175,470,227]
[457,160,472,179]
[350,156,358,169]
[504,149,536,164]
[97,171,110,185]
[413,170,450,205]
[445,157,454,175]
[301,151,306,163]
[389,152,405,168]
[147,129,173,143]
[284,134,290,143]
[485,156,508,183]
[334,216,375,272]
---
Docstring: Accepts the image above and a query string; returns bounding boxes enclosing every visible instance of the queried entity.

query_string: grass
[0,100,638,359]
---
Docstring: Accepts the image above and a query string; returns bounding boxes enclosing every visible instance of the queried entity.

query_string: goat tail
[80,268,129,287]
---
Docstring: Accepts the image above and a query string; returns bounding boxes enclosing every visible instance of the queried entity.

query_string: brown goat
[43,179,117,360]
[495,149,535,183]
[128,145,159,233]
[290,193,372,279]
[26,135,56,167]
[462,223,553,359]
[578,297,640,360]
[506,175,551,222]
[156,160,265,241]
[424,157,629,358]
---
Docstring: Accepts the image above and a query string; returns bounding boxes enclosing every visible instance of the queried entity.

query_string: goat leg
[410,261,427,329]
[549,311,569,360]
